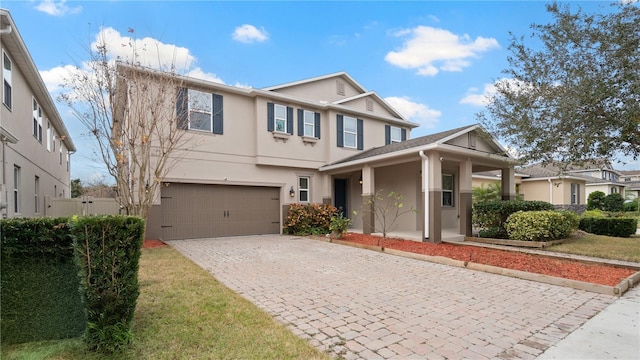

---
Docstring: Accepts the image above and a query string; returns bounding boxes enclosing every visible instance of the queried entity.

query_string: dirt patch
[144,239,167,249]
[340,233,636,287]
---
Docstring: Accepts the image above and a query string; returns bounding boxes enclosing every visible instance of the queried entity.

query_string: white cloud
[385,26,499,76]
[185,67,225,84]
[40,64,78,94]
[384,96,441,128]
[232,24,269,43]
[460,83,497,106]
[93,27,196,72]
[34,0,82,16]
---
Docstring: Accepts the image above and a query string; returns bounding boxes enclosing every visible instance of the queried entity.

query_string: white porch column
[361,165,375,234]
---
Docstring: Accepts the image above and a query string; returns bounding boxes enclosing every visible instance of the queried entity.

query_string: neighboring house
[471,170,529,199]
[516,164,588,206]
[116,63,516,243]
[619,170,640,200]
[0,9,75,219]
[562,159,627,197]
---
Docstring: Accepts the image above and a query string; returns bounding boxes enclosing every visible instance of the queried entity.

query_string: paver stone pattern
[168,236,615,360]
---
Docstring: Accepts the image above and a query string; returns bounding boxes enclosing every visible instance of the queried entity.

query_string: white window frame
[442,174,454,207]
[3,51,12,110]
[33,98,43,142]
[13,165,20,213]
[390,126,402,144]
[187,89,213,132]
[34,176,40,213]
[303,110,315,137]
[571,183,580,205]
[298,176,310,203]
[343,116,357,149]
[46,121,51,151]
[274,104,288,133]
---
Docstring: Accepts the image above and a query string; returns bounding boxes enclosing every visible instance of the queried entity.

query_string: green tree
[587,190,606,210]
[71,178,84,198]
[603,193,625,212]
[472,182,502,203]
[479,2,640,166]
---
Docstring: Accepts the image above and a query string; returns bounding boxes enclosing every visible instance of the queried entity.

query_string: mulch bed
[340,233,636,287]
[143,239,167,249]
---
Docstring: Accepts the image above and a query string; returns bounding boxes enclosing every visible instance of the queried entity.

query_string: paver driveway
[167,235,616,360]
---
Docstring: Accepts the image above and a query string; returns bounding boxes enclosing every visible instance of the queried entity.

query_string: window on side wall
[442,174,454,207]
[34,176,40,213]
[13,165,20,213]
[33,98,43,143]
[571,183,580,204]
[3,51,12,110]
[298,176,310,202]
[385,125,406,145]
[176,88,223,134]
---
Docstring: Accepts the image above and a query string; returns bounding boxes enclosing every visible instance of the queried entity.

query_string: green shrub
[579,217,637,237]
[581,209,606,218]
[283,203,339,235]
[505,210,576,241]
[587,191,606,210]
[558,210,580,231]
[603,193,625,212]
[623,199,639,212]
[0,217,85,345]
[71,215,144,353]
[473,200,555,239]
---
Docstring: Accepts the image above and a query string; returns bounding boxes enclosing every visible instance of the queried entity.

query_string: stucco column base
[459,191,472,236]
[362,195,375,235]
[322,197,332,205]
[427,190,442,243]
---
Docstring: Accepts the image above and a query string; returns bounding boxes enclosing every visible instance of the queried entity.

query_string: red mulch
[340,233,636,287]
[143,239,167,249]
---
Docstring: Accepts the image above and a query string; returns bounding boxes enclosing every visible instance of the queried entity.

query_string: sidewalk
[537,285,640,359]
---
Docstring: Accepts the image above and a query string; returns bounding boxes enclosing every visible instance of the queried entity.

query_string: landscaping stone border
[464,236,565,248]
[317,237,640,297]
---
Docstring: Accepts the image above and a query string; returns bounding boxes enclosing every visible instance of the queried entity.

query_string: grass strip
[545,233,640,263]
[1,247,328,360]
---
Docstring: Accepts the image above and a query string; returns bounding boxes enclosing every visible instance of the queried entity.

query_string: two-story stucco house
[0,9,75,218]
[117,63,516,242]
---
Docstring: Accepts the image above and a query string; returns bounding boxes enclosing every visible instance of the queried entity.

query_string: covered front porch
[320,125,516,243]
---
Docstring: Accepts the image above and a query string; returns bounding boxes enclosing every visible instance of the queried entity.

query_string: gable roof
[321,124,513,171]
[262,71,367,93]
[518,162,625,185]
[332,91,406,120]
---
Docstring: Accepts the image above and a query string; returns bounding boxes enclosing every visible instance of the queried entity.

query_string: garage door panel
[161,184,280,240]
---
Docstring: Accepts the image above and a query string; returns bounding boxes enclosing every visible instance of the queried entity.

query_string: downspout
[548,178,552,203]
[419,151,429,238]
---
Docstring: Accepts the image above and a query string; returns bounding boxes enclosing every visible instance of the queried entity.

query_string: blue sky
[4,0,635,182]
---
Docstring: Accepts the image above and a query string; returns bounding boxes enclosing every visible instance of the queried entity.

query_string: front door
[334,179,348,216]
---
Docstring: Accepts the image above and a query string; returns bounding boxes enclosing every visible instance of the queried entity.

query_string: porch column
[459,159,473,237]
[501,167,516,200]
[361,165,375,235]
[321,174,332,205]
[428,152,442,243]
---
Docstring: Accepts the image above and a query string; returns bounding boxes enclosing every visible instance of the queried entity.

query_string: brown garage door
[161,183,281,240]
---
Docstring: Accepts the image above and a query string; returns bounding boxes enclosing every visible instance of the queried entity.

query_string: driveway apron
[167,235,616,360]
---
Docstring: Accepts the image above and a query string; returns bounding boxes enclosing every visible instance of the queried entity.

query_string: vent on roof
[336,80,345,96]
[469,132,476,149]
[366,98,373,112]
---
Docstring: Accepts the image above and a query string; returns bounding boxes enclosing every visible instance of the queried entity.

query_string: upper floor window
[298,176,310,202]
[298,109,320,138]
[442,174,454,207]
[3,51,12,110]
[33,98,43,143]
[385,125,406,145]
[46,122,51,151]
[337,115,363,150]
[267,102,293,135]
[176,88,223,134]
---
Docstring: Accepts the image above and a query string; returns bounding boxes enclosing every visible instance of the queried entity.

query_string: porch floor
[349,228,465,242]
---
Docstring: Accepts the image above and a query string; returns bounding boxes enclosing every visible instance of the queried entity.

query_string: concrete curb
[319,237,640,296]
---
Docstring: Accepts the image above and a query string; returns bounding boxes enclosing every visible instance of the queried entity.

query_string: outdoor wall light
[289,186,295,197]
[358,176,363,185]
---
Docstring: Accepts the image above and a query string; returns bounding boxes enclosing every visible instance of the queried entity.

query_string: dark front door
[334,179,348,216]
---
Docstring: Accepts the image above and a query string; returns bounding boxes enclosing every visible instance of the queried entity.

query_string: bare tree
[59,30,190,222]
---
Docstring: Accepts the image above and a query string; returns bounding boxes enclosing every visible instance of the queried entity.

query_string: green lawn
[1,247,328,360]
[545,232,640,263]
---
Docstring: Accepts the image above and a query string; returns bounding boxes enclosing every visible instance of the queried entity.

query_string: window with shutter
[175,88,223,134]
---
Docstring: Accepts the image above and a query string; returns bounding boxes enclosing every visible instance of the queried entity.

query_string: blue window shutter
[385,125,391,145]
[401,128,407,141]
[337,115,344,147]
[176,88,188,130]
[267,102,274,132]
[314,112,321,139]
[298,109,304,136]
[357,119,364,150]
[287,106,294,135]
[212,94,223,134]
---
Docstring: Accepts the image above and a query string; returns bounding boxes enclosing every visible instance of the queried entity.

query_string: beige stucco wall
[368,162,421,232]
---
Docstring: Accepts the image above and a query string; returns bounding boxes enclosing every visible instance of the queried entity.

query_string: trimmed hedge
[0,217,85,344]
[505,210,578,241]
[283,203,339,235]
[473,200,555,239]
[71,215,144,353]
[579,217,637,238]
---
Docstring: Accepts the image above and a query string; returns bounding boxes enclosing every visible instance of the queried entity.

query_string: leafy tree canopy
[479,2,639,167]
